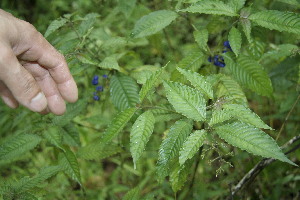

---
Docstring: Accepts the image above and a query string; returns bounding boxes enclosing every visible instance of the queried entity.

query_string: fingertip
[29,92,48,112]
[58,79,78,103]
[47,94,66,115]
[1,95,19,109]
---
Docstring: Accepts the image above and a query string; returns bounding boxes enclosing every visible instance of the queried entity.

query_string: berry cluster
[208,41,232,68]
[92,75,108,101]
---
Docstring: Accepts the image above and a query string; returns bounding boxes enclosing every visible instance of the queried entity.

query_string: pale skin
[0,9,78,115]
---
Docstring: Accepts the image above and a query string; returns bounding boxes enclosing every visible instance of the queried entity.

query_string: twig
[276,94,300,141]
[228,135,300,199]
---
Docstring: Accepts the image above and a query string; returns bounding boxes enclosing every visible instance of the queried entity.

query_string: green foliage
[179,130,207,165]
[224,54,273,97]
[228,27,242,57]
[130,110,155,168]
[214,122,296,166]
[163,81,206,121]
[157,119,193,182]
[182,0,239,16]
[131,10,178,38]
[110,75,140,111]
[249,10,300,35]
[1,0,300,199]
[0,134,41,161]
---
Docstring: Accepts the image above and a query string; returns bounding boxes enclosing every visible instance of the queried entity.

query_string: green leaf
[177,68,214,99]
[216,75,248,106]
[44,18,68,38]
[14,166,62,193]
[249,10,300,35]
[43,127,64,151]
[59,148,81,185]
[101,36,127,50]
[78,142,122,160]
[170,158,194,192]
[209,109,232,126]
[224,54,273,97]
[99,56,120,71]
[110,75,140,111]
[123,187,140,200]
[76,53,98,66]
[229,0,246,12]
[240,18,252,43]
[78,13,100,36]
[182,0,238,17]
[214,122,296,166]
[131,10,178,38]
[53,99,87,126]
[276,0,300,7]
[193,29,209,52]
[163,81,206,121]
[261,44,299,63]
[247,40,266,60]
[61,124,81,147]
[101,107,137,144]
[223,104,272,129]
[157,119,193,181]
[179,130,207,165]
[171,51,204,82]
[130,111,155,169]
[118,0,137,18]
[0,134,41,161]
[228,27,242,57]
[150,105,182,122]
[139,66,165,102]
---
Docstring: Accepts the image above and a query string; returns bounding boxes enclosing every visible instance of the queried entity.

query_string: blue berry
[222,50,228,53]
[102,74,108,78]
[93,95,100,101]
[92,79,98,85]
[96,85,103,92]
[218,62,226,67]
[223,41,232,50]
[93,75,99,80]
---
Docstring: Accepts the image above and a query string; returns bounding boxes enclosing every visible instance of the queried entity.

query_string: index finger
[17,23,78,103]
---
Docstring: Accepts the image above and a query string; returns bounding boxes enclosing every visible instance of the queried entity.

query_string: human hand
[0,9,78,115]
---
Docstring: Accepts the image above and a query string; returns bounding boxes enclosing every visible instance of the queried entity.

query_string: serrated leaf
[182,0,238,17]
[240,18,252,43]
[229,0,246,12]
[157,119,193,181]
[171,51,204,82]
[276,0,300,7]
[151,105,182,122]
[228,27,242,57]
[76,53,98,65]
[101,36,127,50]
[44,18,68,38]
[224,54,273,97]
[78,141,122,160]
[14,166,62,193]
[139,66,165,102]
[215,122,296,166]
[59,148,81,185]
[193,29,209,51]
[261,44,299,63]
[110,75,140,111]
[163,81,206,121]
[0,134,41,161]
[43,127,64,151]
[209,109,232,126]
[99,56,120,70]
[78,13,99,36]
[223,104,272,129]
[101,107,137,144]
[177,68,214,99]
[123,187,140,200]
[249,10,300,35]
[179,130,207,165]
[170,158,194,192]
[53,99,87,126]
[217,75,248,106]
[131,10,178,38]
[130,111,155,168]
[61,124,81,147]
[247,40,266,60]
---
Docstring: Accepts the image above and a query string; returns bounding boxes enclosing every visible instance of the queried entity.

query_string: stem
[228,135,300,199]
[276,94,300,141]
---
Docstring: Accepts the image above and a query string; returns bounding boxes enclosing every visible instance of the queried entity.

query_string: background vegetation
[0,0,300,199]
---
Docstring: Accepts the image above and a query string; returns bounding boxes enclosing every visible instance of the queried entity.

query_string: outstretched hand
[0,9,78,115]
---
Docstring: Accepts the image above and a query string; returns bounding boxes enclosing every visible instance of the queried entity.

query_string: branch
[228,135,300,199]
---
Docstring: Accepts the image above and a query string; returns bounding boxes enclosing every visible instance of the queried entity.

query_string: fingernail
[29,92,47,112]
[1,95,18,108]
